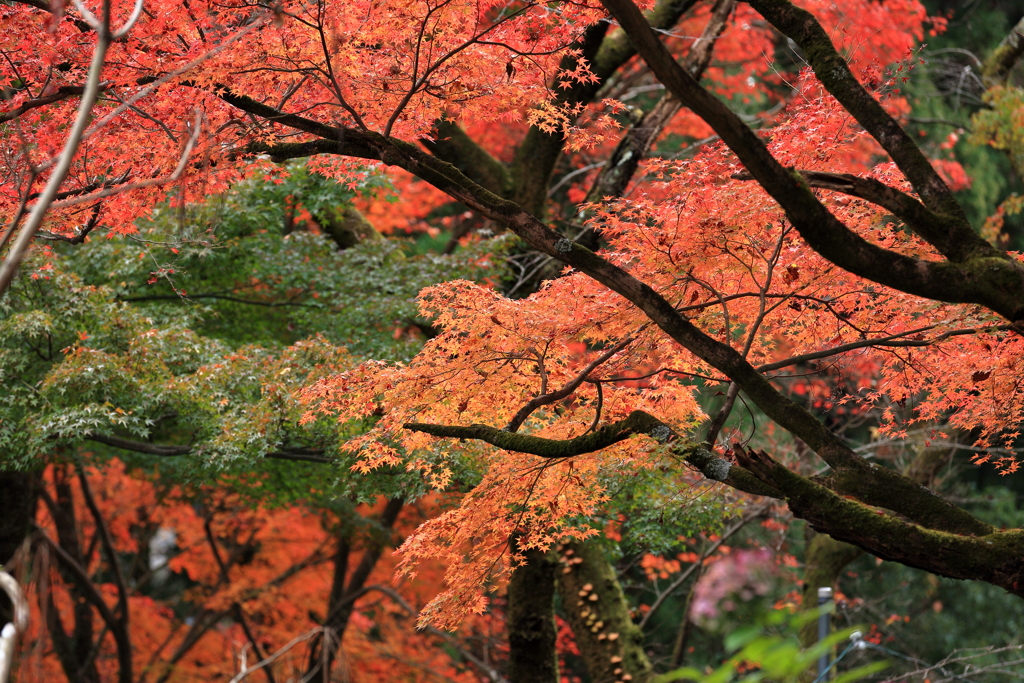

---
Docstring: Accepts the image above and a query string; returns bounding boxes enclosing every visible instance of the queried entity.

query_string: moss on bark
[557,540,653,683]
[798,532,862,649]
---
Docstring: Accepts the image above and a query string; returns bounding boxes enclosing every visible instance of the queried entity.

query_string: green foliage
[658,610,886,683]
[972,86,1024,177]
[0,162,508,508]
[64,162,509,358]
[227,160,394,234]
[598,453,737,556]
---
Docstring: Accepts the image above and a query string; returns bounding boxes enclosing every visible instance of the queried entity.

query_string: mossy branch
[734,445,1024,596]
[405,410,665,459]
[982,16,1024,85]
[404,411,780,497]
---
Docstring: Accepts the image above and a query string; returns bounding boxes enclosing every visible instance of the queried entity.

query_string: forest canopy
[2,0,1024,681]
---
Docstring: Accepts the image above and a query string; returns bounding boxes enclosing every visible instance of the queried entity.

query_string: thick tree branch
[423,120,512,197]
[217,90,382,164]
[86,433,333,463]
[746,0,998,263]
[733,446,1024,596]
[982,16,1024,86]
[406,411,779,497]
[582,0,734,209]
[0,85,108,124]
[598,0,1024,321]
[240,137,380,164]
[506,0,699,214]
[732,169,942,234]
[86,434,190,456]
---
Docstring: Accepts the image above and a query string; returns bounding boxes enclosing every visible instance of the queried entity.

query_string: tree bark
[557,540,653,683]
[798,531,862,649]
[507,546,560,683]
[0,469,37,566]
[982,15,1024,85]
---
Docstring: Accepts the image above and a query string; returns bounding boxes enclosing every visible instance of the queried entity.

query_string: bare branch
[228,629,324,683]
[506,336,635,432]
[75,466,132,683]
[638,506,765,629]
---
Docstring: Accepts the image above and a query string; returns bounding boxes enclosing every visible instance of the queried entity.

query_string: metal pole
[817,587,833,680]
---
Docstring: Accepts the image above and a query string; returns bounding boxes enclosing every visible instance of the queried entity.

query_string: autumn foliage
[5,0,1024,679]
[16,459,502,682]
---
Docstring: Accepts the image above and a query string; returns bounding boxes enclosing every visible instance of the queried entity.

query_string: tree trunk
[0,469,37,566]
[507,546,560,683]
[798,531,862,650]
[557,540,653,683]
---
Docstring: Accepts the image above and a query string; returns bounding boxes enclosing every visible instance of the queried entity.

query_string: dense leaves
[5,0,1024,679]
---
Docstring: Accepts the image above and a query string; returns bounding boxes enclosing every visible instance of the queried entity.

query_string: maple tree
[5,0,1024,680]
[0,166,521,682]
[10,458,510,683]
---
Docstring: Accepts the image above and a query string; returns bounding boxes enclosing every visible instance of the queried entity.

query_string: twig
[228,629,324,683]
[638,506,766,629]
